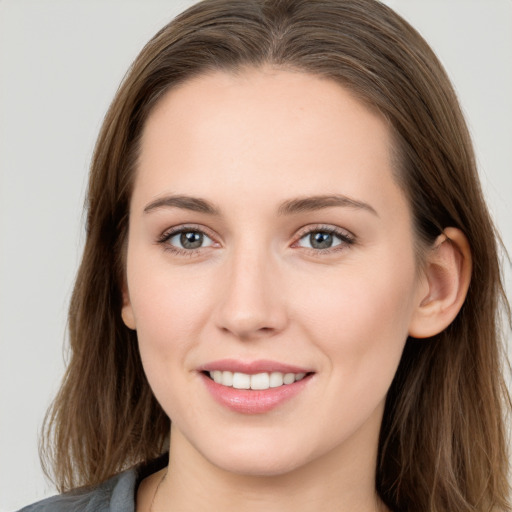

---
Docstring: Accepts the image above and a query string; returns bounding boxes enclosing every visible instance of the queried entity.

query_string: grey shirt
[18,455,168,512]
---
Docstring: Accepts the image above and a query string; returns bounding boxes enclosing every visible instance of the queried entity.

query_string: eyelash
[156,224,356,257]
[156,224,217,257]
[293,225,355,255]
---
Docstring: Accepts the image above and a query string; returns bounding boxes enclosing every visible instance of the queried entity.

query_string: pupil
[310,232,333,249]
[180,231,203,249]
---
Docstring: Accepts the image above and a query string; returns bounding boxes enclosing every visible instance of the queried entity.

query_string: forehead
[142,67,390,155]
[134,68,405,220]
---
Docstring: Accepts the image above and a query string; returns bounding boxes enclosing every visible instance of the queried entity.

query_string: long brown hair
[41,1,511,510]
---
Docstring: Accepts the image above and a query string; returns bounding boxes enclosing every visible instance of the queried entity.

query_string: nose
[214,247,288,340]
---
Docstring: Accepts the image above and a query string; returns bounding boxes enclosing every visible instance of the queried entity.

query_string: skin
[122,68,471,512]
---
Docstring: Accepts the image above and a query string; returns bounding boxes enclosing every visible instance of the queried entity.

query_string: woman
[21,0,510,511]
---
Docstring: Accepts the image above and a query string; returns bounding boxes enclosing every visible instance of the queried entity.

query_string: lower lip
[200,373,312,414]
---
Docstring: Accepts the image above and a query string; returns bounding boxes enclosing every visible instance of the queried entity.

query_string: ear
[121,284,137,330]
[408,227,472,338]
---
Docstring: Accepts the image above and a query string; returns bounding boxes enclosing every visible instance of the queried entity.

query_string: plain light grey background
[0,1,511,510]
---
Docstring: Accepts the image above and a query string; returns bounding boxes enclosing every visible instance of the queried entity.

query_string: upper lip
[199,359,313,374]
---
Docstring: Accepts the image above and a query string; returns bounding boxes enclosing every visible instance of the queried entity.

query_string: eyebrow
[277,194,379,217]
[143,193,378,217]
[144,195,220,215]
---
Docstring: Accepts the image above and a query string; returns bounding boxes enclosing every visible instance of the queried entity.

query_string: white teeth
[222,370,233,387]
[232,372,251,389]
[269,372,284,388]
[283,373,295,385]
[208,370,308,390]
[250,372,270,390]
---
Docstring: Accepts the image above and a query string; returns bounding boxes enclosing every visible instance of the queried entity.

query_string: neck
[149,422,387,512]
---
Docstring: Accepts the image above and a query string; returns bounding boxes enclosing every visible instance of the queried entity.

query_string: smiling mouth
[204,370,311,390]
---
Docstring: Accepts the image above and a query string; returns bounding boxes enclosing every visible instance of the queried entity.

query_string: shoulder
[17,469,136,512]
[17,454,168,512]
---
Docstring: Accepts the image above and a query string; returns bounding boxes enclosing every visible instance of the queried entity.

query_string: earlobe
[121,287,137,330]
[408,227,472,339]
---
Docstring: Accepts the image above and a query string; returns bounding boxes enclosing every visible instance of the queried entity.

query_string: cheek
[124,255,213,395]
[295,262,417,441]
[293,251,418,373]
[126,262,209,419]
[127,250,210,339]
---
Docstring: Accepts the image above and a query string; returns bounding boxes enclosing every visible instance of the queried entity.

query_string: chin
[198,435,317,478]
[212,453,309,478]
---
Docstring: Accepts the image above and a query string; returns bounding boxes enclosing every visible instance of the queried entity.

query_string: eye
[159,228,215,252]
[295,227,354,251]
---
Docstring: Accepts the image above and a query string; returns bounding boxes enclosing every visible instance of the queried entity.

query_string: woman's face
[123,69,427,477]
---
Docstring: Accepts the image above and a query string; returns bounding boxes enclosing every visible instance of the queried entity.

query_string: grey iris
[181,231,203,249]
[310,232,333,249]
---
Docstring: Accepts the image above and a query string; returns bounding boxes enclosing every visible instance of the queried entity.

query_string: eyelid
[294,223,355,240]
[292,224,356,252]
[157,224,221,255]
[155,223,355,257]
